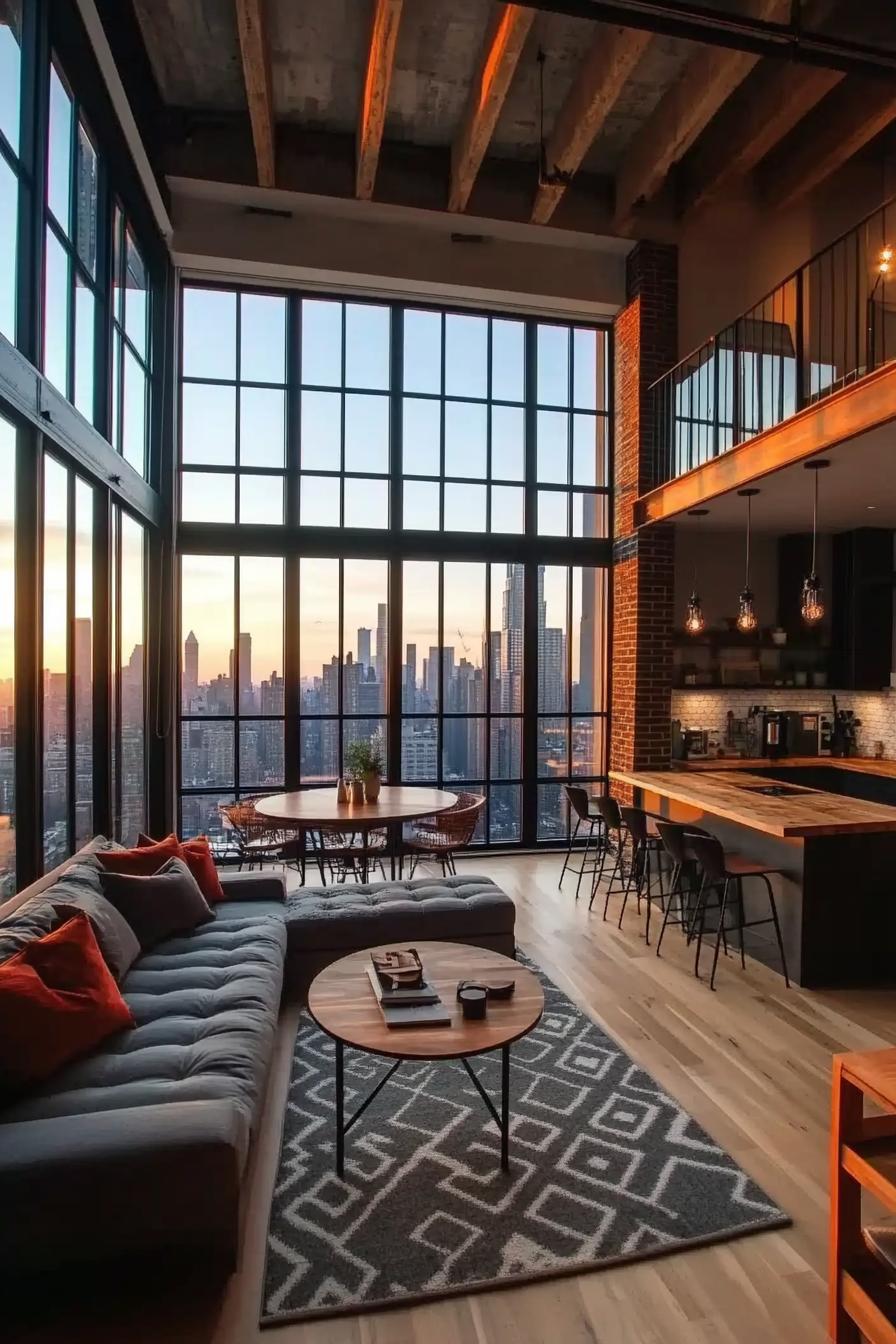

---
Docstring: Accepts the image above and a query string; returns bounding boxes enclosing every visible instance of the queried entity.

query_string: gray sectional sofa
[0,843,515,1276]
[0,844,288,1275]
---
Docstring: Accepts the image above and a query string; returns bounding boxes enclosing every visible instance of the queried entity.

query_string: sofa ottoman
[283,874,515,994]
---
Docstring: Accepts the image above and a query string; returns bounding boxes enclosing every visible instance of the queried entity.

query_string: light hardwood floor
[16,854,895,1344]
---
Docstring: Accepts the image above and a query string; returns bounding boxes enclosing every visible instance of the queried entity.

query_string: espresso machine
[754,708,823,759]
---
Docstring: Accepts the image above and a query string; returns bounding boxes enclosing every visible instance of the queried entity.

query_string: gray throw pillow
[0,882,140,980]
[99,856,214,949]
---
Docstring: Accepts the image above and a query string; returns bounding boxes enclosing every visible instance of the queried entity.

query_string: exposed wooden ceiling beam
[234,0,275,188]
[613,0,781,232]
[530,25,652,226]
[521,0,896,80]
[449,4,535,214]
[356,0,404,201]
[757,76,896,211]
[680,61,843,213]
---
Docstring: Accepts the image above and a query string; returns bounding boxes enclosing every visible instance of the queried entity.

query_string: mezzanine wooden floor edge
[15,853,894,1344]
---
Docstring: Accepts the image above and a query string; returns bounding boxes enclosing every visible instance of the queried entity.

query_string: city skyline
[179,562,604,845]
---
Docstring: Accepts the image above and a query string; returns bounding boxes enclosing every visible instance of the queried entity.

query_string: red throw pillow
[98,833,181,876]
[0,912,135,1093]
[137,832,225,904]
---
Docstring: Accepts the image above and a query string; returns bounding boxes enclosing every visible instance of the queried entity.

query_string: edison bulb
[736,587,758,633]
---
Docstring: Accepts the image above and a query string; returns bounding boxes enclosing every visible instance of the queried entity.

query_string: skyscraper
[374,603,388,686]
[404,642,416,707]
[184,631,199,706]
[357,627,371,670]
[74,617,92,690]
[238,632,252,711]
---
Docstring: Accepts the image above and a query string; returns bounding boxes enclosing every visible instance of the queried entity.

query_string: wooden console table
[830,1048,896,1343]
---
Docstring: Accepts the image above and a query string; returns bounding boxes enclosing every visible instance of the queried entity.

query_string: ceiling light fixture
[684,509,709,634]
[801,459,829,626]
[736,488,760,633]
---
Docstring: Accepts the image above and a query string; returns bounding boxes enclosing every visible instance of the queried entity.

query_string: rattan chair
[308,825,388,884]
[218,798,305,875]
[403,791,485,877]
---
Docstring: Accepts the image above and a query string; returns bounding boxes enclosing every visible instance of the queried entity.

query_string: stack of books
[367,949,451,1028]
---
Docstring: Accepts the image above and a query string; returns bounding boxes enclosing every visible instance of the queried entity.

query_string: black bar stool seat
[687,833,791,991]
[611,805,668,943]
[588,795,629,911]
[654,820,713,955]
[559,785,606,900]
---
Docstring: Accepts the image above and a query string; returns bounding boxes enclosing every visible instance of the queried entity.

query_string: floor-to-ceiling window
[0,413,15,895]
[0,0,164,889]
[0,2,22,344]
[178,284,612,849]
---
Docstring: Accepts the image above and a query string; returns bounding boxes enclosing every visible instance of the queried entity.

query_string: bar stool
[686,833,790,990]
[588,795,629,913]
[616,806,667,944]
[653,821,713,957]
[558,785,605,900]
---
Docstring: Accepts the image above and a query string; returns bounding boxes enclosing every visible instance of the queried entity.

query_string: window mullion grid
[65,466,76,849]
[566,565,573,837]
[286,294,301,528]
[339,302,347,528]
[234,555,241,799]
[235,295,242,523]
[337,557,344,777]
[437,561,444,789]
[113,510,122,835]
[484,561,491,844]
[485,320,493,534]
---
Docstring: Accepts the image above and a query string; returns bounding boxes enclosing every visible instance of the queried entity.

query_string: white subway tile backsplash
[671,689,896,759]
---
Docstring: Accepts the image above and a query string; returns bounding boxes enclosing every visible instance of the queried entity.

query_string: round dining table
[254,785,458,883]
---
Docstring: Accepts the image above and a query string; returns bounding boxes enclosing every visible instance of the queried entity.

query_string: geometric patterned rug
[261,953,789,1325]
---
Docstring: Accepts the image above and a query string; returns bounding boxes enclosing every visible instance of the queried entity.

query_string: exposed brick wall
[611,242,678,798]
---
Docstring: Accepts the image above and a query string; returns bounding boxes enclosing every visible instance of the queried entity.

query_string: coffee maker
[760,710,789,759]
[759,709,822,758]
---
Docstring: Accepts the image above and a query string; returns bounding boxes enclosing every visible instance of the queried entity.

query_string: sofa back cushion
[97,833,181,877]
[0,859,141,980]
[99,857,214,949]
[0,912,135,1095]
[137,833,225,904]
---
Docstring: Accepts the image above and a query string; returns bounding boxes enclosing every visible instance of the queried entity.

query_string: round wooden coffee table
[308,941,544,1176]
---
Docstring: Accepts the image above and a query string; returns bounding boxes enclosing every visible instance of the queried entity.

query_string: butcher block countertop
[608,768,896,838]
[682,756,896,779]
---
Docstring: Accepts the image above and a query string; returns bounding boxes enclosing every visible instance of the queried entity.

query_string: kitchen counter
[681,757,896,780]
[609,767,896,987]
[609,768,896,837]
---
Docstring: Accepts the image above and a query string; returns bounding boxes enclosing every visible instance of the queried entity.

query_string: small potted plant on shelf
[344,740,384,804]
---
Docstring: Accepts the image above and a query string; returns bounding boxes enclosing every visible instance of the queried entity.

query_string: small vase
[336,777,349,804]
[348,779,365,806]
[363,771,381,803]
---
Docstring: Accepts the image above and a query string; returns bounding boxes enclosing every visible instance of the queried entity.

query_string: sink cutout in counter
[737,783,814,798]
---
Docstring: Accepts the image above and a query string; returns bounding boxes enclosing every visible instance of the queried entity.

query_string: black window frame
[177,282,614,851]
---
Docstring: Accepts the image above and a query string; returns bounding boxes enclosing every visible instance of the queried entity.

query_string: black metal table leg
[501,1044,510,1171]
[335,1039,344,1177]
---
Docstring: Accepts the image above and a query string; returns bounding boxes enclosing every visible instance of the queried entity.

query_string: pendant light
[684,508,709,634]
[801,459,829,625]
[736,488,760,633]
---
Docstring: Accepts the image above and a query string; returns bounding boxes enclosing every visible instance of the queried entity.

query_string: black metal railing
[652,197,896,483]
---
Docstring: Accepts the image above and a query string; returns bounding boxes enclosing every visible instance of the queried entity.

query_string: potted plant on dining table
[344,740,384,804]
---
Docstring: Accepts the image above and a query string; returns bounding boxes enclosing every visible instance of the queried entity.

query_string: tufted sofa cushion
[0,904,286,1130]
[284,875,514,953]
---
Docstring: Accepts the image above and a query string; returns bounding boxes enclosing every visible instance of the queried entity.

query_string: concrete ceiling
[121,0,896,236]
[670,420,896,532]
